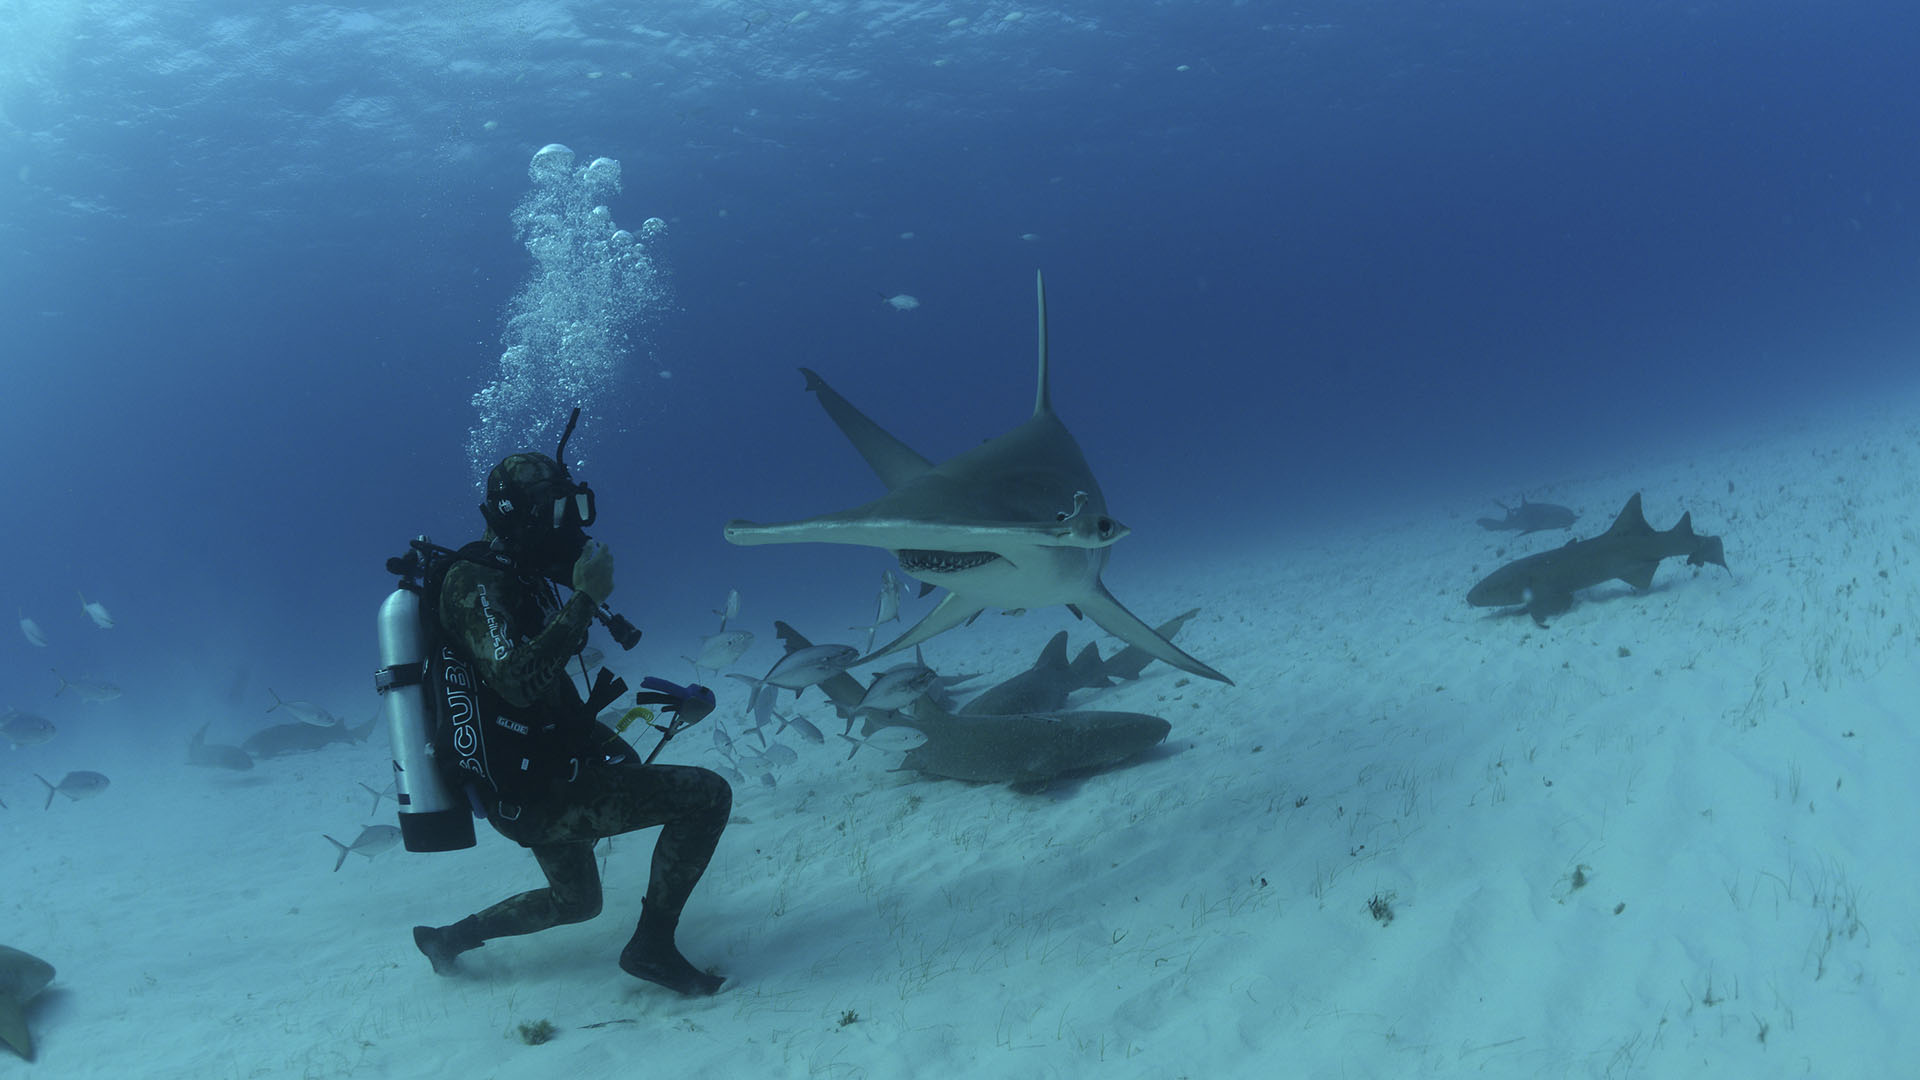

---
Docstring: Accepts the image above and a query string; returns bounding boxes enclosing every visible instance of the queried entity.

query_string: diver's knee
[553,886,603,924]
[704,767,734,817]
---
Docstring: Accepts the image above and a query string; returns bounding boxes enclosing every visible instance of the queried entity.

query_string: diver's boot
[413,916,484,976]
[619,903,724,996]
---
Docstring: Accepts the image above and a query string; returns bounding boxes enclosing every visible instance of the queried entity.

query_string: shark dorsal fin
[1036,630,1070,671]
[1033,270,1052,417]
[1603,493,1652,538]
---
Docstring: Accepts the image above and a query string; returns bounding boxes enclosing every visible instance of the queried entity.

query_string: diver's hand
[572,540,615,604]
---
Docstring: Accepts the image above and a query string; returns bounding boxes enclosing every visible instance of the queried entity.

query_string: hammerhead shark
[724,273,1231,685]
[1467,493,1727,625]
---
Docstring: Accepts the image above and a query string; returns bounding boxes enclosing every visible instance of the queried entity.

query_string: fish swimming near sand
[241,714,374,757]
[50,669,121,703]
[724,272,1232,685]
[267,688,335,727]
[779,621,1171,785]
[0,944,55,1061]
[714,588,741,630]
[359,780,396,814]
[852,569,905,653]
[1,710,56,749]
[323,824,402,871]
[685,629,754,679]
[1476,498,1578,535]
[186,722,255,771]
[77,591,113,629]
[17,612,46,647]
[1467,493,1728,626]
[36,770,110,809]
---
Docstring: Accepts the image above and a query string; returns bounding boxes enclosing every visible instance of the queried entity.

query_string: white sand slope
[4,396,1918,1078]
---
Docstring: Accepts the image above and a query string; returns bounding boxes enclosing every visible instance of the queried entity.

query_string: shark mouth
[898,549,1001,575]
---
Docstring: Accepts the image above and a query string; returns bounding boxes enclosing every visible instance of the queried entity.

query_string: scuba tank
[374,558,478,853]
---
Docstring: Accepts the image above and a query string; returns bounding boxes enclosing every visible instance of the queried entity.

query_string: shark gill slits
[899,549,1000,574]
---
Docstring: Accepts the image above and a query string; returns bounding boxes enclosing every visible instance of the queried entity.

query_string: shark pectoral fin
[1620,562,1660,591]
[864,593,986,663]
[1526,588,1574,625]
[1079,582,1233,685]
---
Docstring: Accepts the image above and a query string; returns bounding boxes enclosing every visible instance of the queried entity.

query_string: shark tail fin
[1689,533,1728,571]
[798,367,934,490]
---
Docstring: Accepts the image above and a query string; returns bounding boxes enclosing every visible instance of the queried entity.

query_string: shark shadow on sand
[724,272,1230,686]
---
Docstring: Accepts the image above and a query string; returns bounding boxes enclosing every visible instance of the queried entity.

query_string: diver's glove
[634,677,718,765]
[641,677,715,726]
[572,540,616,604]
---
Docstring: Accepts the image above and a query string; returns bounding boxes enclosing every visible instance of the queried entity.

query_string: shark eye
[1096,517,1115,537]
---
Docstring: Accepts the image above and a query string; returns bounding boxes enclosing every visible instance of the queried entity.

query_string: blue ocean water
[2,1,1917,720]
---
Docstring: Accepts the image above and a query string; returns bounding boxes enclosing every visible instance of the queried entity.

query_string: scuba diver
[408,442,732,997]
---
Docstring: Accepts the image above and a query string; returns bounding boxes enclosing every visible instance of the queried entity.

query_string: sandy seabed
[6,394,1919,1080]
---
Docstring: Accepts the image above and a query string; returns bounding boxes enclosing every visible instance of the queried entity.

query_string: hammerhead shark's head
[724,272,1231,685]
[1467,493,1727,625]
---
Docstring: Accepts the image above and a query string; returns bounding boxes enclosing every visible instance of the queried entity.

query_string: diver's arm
[440,561,595,710]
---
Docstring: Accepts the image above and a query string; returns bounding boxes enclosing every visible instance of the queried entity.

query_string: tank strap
[374,660,426,694]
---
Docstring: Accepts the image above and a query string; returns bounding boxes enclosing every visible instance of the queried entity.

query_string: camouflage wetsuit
[436,550,732,945]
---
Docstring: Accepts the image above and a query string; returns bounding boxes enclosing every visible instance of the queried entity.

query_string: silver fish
[838,725,930,760]
[854,660,938,716]
[51,669,121,703]
[760,643,860,691]
[18,611,47,647]
[851,570,905,652]
[777,711,825,745]
[1,710,56,748]
[323,825,402,871]
[77,590,114,629]
[359,780,396,814]
[267,688,335,727]
[714,588,741,629]
[761,740,799,768]
[687,629,754,675]
[37,770,110,808]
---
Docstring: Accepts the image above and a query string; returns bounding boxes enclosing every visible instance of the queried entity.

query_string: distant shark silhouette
[1467,493,1727,625]
[724,272,1231,685]
[777,621,1170,786]
[1476,497,1577,534]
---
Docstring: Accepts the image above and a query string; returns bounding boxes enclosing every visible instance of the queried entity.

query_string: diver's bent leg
[413,841,601,975]
[615,766,732,995]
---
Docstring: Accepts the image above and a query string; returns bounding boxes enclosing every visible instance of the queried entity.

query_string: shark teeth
[899,549,1001,574]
